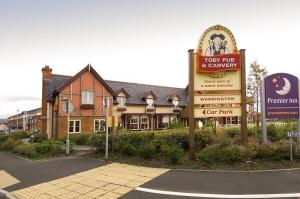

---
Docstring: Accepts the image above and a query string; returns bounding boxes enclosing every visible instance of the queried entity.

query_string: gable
[56,65,115,96]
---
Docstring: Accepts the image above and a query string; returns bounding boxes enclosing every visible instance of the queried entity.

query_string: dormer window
[117,97,126,107]
[81,91,94,108]
[173,99,180,108]
[146,98,154,107]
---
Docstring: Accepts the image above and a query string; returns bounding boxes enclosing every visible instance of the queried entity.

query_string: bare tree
[247,61,267,133]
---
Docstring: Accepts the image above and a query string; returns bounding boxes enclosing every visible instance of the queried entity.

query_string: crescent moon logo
[275,77,291,96]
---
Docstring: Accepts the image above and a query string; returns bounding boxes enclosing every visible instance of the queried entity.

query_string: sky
[0,0,300,118]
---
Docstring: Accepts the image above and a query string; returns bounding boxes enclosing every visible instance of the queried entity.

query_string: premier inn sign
[264,73,299,119]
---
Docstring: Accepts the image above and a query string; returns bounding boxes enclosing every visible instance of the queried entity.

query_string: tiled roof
[45,75,188,106]
[45,74,71,102]
[106,80,187,106]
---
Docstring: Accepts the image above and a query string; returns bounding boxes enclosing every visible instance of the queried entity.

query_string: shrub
[161,144,184,164]
[0,137,22,151]
[224,127,240,138]
[197,144,250,164]
[254,140,291,160]
[0,135,8,145]
[195,131,213,149]
[13,144,38,158]
[154,130,188,149]
[167,121,185,129]
[32,133,48,143]
[10,131,30,140]
[135,143,156,159]
[88,134,110,153]
[35,140,63,155]
[70,134,91,145]
[267,124,288,142]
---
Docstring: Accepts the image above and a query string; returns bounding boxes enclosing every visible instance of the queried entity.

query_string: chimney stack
[42,66,52,80]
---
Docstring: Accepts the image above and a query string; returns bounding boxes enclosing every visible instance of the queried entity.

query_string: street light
[16,109,19,131]
[104,96,110,162]
[62,97,73,155]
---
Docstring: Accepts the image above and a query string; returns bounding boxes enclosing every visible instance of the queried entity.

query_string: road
[0,151,106,192]
[122,169,300,199]
[1,152,300,198]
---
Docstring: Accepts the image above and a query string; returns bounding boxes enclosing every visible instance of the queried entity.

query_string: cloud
[0,96,41,102]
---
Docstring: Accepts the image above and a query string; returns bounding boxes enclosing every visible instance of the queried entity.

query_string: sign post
[190,24,246,145]
[287,131,300,161]
[188,49,195,160]
[260,76,267,143]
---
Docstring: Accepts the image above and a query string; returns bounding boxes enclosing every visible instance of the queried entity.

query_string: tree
[247,61,267,134]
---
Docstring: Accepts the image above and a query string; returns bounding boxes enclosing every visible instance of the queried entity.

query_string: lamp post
[16,109,19,131]
[62,98,72,155]
[66,98,70,155]
[104,96,110,162]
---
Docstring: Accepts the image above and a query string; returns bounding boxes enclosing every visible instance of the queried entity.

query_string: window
[81,91,94,105]
[94,119,106,132]
[140,116,149,130]
[146,98,154,107]
[130,117,139,130]
[173,99,179,108]
[117,97,126,107]
[63,100,69,113]
[69,120,80,133]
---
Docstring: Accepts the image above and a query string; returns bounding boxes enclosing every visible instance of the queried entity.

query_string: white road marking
[135,187,300,198]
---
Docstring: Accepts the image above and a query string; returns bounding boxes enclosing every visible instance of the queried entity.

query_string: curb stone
[0,189,17,199]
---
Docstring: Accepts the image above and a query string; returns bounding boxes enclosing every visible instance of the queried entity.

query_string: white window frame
[81,91,94,105]
[117,97,126,107]
[146,98,154,108]
[140,116,149,130]
[130,116,139,130]
[172,99,180,108]
[94,119,106,133]
[69,120,81,134]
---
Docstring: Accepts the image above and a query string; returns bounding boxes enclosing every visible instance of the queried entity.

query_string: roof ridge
[52,74,72,77]
[105,79,185,90]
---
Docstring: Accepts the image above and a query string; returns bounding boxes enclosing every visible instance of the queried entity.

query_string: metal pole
[290,137,293,161]
[105,96,109,162]
[297,119,300,151]
[66,98,70,155]
[16,109,19,131]
[188,49,195,160]
[260,78,267,143]
[240,49,248,143]
[297,79,300,151]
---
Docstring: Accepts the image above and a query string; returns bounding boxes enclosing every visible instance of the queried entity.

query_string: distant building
[0,119,8,131]
[8,108,41,131]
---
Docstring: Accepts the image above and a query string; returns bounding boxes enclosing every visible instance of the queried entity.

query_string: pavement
[1,151,300,199]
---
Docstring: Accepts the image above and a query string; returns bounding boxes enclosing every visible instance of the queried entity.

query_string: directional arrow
[202,110,206,115]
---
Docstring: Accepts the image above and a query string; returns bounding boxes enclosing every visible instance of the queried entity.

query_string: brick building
[42,65,187,138]
[41,65,257,138]
[7,108,41,131]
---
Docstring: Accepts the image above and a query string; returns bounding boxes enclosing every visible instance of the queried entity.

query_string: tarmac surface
[0,151,107,192]
[2,152,300,198]
[122,169,300,199]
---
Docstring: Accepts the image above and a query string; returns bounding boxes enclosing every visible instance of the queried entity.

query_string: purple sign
[265,73,299,119]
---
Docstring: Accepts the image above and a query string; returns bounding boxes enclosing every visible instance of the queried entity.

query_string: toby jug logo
[273,76,291,96]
